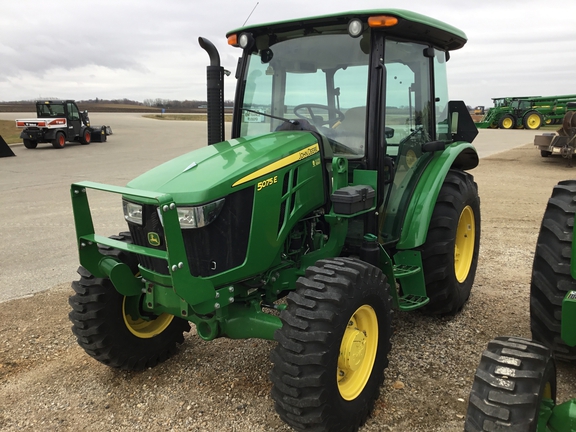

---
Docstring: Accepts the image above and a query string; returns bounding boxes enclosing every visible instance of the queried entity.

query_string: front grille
[128,187,254,278]
[183,187,253,277]
[128,205,169,275]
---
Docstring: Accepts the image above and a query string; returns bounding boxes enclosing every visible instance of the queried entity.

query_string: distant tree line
[2,98,235,108]
[142,99,235,109]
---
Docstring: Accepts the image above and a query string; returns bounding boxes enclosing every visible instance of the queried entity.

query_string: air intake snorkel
[199,37,225,145]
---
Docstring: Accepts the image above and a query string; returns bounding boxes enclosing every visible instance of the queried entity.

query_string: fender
[396,142,478,250]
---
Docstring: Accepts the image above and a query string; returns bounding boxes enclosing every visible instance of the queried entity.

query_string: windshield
[239,32,370,158]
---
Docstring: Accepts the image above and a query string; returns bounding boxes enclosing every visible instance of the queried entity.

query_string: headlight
[122,200,143,225]
[177,198,225,229]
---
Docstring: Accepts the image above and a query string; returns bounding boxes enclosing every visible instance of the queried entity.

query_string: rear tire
[465,336,556,432]
[523,111,543,130]
[68,232,191,370]
[540,150,551,157]
[270,258,392,432]
[52,131,65,149]
[530,180,576,361]
[498,114,515,129]
[23,139,37,149]
[420,170,481,315]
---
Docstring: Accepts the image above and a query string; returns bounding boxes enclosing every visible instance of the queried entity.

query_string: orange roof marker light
[368,15,399,28]
[227,34,238,46]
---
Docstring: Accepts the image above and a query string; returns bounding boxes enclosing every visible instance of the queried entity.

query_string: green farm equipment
[477,95,576,130]
[69,9,480,431]
[465,181,576,431]
[477,97,544,130]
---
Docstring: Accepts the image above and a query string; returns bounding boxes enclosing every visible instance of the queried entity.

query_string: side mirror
[448,101,478,143]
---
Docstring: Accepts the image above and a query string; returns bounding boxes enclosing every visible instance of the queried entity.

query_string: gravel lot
[1,141,576,431]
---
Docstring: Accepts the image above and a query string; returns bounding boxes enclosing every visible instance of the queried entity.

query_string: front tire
[270,258,392,432]
[531,180,576,361]
[498,114,515,129]
[68,232,191,370]
[420,170,481,315]
[465,336,556,432]
[80,129,91,145]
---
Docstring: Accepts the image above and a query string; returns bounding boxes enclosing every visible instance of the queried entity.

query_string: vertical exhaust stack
[199,37,225,145]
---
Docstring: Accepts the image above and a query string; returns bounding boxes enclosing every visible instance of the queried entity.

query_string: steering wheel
[293,104,345,128]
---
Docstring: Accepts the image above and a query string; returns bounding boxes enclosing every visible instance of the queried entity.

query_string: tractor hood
[127,131,320,204]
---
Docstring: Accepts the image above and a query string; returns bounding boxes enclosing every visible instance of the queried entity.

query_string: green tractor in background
[476,97,544,130]
[69,9,480,431]
[465,181,576,431]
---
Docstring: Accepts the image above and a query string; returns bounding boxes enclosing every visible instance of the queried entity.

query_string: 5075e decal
[257,176,278,191]
[232,143,320,188]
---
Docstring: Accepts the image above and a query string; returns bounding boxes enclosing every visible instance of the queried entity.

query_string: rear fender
[395,143,478,250]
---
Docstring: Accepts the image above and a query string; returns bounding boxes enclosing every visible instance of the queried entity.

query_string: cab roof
[227,9,467,51]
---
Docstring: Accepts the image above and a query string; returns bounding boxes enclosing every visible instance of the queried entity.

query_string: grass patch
[0,119,21,144]
[143,114,233,122]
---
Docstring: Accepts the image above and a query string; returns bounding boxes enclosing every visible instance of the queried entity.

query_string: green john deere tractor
[465,181,576,431]
[69,9,480,431]
[477,97,544,130]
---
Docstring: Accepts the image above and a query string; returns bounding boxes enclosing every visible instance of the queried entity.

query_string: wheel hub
[339,323,367,371]
[337,305,378,401]
[123,296,174,339]
[454,205,475,283]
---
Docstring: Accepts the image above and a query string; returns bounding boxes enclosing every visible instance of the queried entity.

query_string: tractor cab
[226,10,478,243]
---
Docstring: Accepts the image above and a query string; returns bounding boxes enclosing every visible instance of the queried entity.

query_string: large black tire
[68,232,191,370]
[420,169,480,315]
[52,131,66,149]
[540,150,551,158]
[523,111,543,130]
[498,114,515,129]
[270,258,392,432]
[531,180,576,361]
[23,139,37,149]
[465,336,556,432]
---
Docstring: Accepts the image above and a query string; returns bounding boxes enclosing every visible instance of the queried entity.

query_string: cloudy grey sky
[1,0,574,107]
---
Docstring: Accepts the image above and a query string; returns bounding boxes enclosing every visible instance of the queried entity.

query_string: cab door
[66,102,82,139]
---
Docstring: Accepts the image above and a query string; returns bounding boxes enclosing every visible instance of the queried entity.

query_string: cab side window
[67,103,80,121]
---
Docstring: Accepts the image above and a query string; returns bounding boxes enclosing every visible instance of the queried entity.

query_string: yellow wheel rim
[455,205,475,283]
[122,297,174,339]
[337,305,378,401]
[526,114,541,129]
[501,117,513,129]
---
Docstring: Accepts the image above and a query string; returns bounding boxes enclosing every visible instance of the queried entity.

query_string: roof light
[368,15,399,28]
[348,19,363,38]
[238,32,255,50]
[227,34,238,46]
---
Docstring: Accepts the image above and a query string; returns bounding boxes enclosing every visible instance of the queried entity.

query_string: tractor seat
[339,106,366,137]
[332,106,366,154]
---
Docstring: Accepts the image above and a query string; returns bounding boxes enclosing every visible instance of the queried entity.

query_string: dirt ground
[1,142,575,431]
